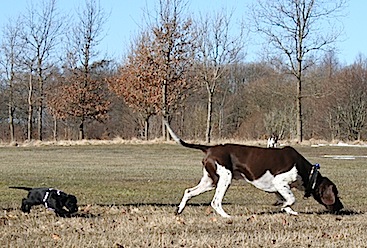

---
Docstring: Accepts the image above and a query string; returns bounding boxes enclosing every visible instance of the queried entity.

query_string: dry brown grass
[1,143,367,247]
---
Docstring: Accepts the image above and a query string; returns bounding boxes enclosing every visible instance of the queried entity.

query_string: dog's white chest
[244,170,276,192]
[244,166,299,192]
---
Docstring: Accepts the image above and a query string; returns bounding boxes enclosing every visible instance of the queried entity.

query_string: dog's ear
[320,184,336,206]
[313,176,343,212]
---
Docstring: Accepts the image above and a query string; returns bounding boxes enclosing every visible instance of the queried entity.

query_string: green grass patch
[1,144,367,247]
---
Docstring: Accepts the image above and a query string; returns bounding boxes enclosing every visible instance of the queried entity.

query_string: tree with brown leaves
[151,0,196,139]
[110,0,195,140]
[109,32,161,140]
[48,0,110,140]
[48,68,110,140]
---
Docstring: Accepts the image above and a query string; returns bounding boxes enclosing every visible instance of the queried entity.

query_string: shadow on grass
[69,212,99,218]
[4,203,363,218]
[1,207,100,219]
[254,209,363,216]
[85,203,365,216]
[92,203,179,208]
[308,209,363,216]
[59,208,366,218]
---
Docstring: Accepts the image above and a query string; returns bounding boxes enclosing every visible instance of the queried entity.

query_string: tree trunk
[162,79,168,140]
[296,44,303,143]
[296,79,303,143]
[8,83,15,143]
[27,73,33,141]
[36,62,44,141]
[38,105,43,141]
[8,105,14,142]
[206,90,213,143]
[53,115,57,141]
[79,118,84,140]
[37,72,43,141]
[144,116,149,141]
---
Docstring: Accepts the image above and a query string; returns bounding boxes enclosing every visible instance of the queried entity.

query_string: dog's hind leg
[177,168,215,215]
[211,162,232,218]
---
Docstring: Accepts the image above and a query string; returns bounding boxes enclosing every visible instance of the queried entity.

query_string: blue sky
[0,0,365,65]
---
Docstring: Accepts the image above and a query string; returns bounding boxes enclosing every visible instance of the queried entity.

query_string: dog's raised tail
[9,186,33,191]
[164,120,210,152]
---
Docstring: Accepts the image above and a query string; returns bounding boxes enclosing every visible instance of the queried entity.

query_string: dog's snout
[327,198,343,213]
[68,204,78,213]
[70,207,78,213]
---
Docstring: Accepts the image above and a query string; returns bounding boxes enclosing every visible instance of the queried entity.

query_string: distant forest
[2,0,365,143]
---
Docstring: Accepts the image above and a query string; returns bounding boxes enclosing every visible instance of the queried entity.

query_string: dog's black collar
[304,163,320,198]
[43,188,61,209]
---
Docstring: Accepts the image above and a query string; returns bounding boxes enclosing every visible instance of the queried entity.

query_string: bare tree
[195,10,244,143]
[333,57,367,140]
[0,18,25,142]
[22,0,63,140]
[251,0,346,142]
[302,50,340,140]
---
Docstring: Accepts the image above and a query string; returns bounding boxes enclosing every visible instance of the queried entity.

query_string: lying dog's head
[60,194,78,213]
[312,176,343,213]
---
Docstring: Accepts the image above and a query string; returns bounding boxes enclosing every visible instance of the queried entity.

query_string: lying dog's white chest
[243,166,300,192]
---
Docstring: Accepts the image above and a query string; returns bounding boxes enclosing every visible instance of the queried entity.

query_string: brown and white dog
[165,122,343,217]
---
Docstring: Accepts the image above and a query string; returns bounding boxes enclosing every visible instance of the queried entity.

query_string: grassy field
[1,142,367,247]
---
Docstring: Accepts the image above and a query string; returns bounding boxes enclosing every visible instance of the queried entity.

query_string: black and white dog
[10,186,78,217]
[267,133,278,148]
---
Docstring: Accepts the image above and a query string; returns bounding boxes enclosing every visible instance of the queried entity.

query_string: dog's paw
[281,206,298,215]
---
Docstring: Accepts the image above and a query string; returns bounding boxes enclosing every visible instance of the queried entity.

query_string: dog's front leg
[55,209,70,217]
[273,170,298,215]
[21,198,32,213]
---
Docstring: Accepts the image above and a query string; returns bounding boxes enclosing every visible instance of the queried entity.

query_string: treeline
[1,0,366,143]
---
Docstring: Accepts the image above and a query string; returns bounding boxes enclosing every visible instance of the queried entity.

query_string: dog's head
[63,194,78,213]
[312,176,343,213]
